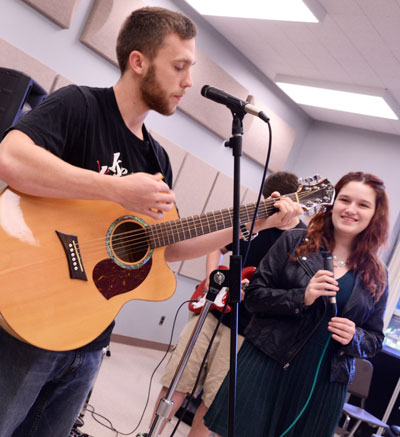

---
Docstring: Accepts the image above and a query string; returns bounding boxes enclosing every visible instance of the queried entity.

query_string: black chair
[340,358,389,437]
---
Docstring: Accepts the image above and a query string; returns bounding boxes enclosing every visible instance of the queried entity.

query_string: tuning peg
[313,174,321,182]
[304,206,320,216]
[297,177,304,185]
[304,176,316,186]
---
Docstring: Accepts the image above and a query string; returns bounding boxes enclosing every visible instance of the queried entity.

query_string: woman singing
[204,172,390,437]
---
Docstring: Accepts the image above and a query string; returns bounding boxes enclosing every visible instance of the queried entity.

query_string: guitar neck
[147,192,299,249]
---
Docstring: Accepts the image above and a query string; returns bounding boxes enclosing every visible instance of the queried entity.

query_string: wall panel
[0,38,56,91]
[22,0,81,29]
[80,0,145,66]
[178,172,246,281]
[243,95,296,171]
[50,74,74,92]
[178,49,249,141]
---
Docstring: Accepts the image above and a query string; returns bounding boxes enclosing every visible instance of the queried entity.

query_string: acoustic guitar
[0,176,334,351]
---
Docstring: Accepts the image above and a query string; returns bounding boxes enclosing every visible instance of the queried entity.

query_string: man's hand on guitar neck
[253,191,303,232]
[165,192,302,262]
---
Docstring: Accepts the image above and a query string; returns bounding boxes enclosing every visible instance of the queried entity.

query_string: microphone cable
[85,299,196,436]
[279,334,332,437]
[168,299,230,437]
[280,252,337,436]
[243,118,272,267]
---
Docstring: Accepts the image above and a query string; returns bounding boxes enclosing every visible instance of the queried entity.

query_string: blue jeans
[0,327,104,437]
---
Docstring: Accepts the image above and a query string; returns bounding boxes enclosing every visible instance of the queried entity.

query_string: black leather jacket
[244,228,388,384]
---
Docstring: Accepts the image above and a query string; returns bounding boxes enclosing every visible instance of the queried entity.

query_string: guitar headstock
[296,175,335,215]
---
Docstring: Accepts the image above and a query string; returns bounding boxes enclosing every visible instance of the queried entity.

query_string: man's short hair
[263,171,299,198]
[116,7,197,73]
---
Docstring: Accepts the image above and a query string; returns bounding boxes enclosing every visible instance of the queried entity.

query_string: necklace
[333,255,348,268]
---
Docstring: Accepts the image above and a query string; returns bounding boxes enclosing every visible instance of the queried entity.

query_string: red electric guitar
[188,265,256,314]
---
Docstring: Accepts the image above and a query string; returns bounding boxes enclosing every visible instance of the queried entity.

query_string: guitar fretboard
[147,193,298,249]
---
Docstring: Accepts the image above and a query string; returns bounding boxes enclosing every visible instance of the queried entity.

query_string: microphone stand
[225,112,245,437]
[147,270,228,437]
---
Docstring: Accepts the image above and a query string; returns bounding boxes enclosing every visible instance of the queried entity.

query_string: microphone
[201,85,269,123]
[322,251,337,317]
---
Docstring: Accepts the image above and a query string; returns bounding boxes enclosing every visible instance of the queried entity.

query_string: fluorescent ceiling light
[184,0,325,23]
[275,75,400,120]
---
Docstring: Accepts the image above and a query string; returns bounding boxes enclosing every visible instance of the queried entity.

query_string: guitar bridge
[56,231,87,281]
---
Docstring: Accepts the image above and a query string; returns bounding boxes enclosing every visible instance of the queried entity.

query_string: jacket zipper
[282,256,328,370]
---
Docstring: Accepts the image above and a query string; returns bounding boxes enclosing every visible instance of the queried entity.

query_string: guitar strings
[75,189,327,260]
[77,198,277,255]
[3,189,327,274]
[77,190,320,255]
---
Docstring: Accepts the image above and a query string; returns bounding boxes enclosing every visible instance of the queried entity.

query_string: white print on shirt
[97,152,128,176]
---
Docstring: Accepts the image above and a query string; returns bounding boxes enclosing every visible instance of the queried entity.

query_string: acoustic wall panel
[178,254,207,282]
[50,74,75,92]
[149,130,187,189]
[178,171,246,281]
[22,0,81,29]
[80,0,145,66]
[243,95,296,171]
[241,188,259,205]
[178,49,249,141]
[0,39,56,92]
[201,172,247,213]
[173,154,218,219]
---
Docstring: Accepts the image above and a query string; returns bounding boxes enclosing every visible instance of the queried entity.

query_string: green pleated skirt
[204,331,347,437]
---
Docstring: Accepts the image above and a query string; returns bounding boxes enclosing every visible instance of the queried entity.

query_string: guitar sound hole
[111,221,148,264]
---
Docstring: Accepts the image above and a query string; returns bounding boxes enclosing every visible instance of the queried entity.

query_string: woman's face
[331,181,376,239]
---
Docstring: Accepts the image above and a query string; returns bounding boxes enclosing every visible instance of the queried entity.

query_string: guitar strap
[144,126,172,189]
[145,127,180,216]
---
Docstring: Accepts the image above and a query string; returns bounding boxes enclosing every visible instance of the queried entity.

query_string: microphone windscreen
[201,85,210,97]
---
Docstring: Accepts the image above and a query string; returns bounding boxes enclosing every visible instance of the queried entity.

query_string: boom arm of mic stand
[147,269,229,437]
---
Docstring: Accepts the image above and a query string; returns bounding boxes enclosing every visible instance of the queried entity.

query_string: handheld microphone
[322,251,337,317]
[201,85,269,123]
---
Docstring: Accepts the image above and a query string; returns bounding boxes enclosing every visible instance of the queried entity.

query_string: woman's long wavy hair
[296,172,389,300]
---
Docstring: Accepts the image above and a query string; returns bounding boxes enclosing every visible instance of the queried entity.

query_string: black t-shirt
[212,221,307,335]
[10,85,173,351]
[12,85,172,184]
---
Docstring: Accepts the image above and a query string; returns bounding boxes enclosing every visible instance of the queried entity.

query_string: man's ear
[128,50,149,76]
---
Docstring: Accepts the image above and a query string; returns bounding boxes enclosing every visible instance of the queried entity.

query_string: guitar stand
[146,269,229,437]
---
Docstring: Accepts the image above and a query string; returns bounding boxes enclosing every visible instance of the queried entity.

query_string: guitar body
[0,188,177,351]
[188,265,256,314]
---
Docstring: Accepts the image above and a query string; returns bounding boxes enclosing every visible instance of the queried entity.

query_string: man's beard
[140,64,174,115]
